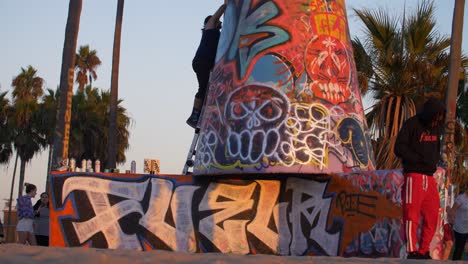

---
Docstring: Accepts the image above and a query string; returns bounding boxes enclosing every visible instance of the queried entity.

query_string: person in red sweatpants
[394,97,446,259]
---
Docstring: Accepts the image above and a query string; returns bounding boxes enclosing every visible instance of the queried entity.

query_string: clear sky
[1,0,467,209]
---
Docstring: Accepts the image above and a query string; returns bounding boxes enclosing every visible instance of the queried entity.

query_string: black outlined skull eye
[230,102,249,120]
[258,98,283,122]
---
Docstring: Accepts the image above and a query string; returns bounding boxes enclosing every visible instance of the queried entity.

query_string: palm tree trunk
[17,159,26,198]
[107,0,125,169]
[51,0,82,170]
[89,74,92,88]
[45,144,53,193]
[443,0,465,184]
[6,153,19,242]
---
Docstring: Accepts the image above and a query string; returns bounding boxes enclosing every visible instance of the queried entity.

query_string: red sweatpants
[402,172,440,254]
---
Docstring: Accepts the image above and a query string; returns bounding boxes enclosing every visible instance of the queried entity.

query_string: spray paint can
[95,159,101,173]
[70,158,76,172]
[86,159,92,172]
[131,160,136,174]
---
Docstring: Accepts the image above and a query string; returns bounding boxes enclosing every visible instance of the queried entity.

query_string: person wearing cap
[186,0,228,128]
[394,97,446,259]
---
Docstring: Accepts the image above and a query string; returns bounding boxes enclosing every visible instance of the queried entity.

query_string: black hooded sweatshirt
[394,98,446,176]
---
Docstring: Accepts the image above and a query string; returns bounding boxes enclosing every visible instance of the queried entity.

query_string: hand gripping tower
[194,0,375,175]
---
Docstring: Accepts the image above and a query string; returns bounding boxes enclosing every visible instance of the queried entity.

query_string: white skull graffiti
[225,84,289,163]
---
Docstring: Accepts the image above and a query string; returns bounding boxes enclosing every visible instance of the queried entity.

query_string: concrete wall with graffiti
[195,0,374,175]
[50,169,448,258]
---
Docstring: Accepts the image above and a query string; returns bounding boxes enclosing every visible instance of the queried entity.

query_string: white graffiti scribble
[195,129,219,168]
[278,103,334,169]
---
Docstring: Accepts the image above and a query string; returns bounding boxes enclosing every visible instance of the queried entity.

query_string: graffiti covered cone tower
[195,0,375,175]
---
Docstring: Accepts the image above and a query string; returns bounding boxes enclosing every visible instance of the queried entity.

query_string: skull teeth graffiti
[306,35,352,105]
[316,83,347,103]
[228,129,280,163]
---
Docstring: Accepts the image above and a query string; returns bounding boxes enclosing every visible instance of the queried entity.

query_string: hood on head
[419,97,446,127]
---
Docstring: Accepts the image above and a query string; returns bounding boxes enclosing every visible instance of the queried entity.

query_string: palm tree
[38,85,131,174]
[75,45,102,92]
[52,0,82,170]
[352,0,468,169]
[108,0,125,169]
[102,89,131,165]
[64,85,131,168]
[0,90,18,243]
[443,0,466,189]
[37,88,59,191]
[11,66,47,196]
[68,86,131,167]
[0,91,13,164]
[69,85,103,161]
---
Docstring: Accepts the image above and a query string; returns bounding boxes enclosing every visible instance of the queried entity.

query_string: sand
[0,244,462,264]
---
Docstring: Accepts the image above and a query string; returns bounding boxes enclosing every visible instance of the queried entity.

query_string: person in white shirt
[449,179,468,260]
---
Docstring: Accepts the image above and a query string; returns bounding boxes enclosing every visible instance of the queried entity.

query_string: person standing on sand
[33,192,50,246]
[448,179,468,260]
[0,217,4,243]
[394,97,446,259]
[16,183,37,246]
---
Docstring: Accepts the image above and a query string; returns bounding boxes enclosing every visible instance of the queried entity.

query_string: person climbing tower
[186,0,228,128]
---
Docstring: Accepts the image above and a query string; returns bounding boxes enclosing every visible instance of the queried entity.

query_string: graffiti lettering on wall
[220,0,289,80]
[195,0,375,174]
[335,192,377,219]
[343,219,405,257]
[51,170,407,256]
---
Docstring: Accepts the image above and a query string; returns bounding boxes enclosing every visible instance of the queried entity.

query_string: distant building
[2,199,17,243]
[144,159,160,174]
